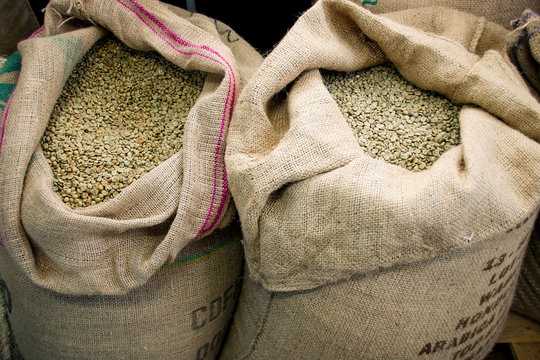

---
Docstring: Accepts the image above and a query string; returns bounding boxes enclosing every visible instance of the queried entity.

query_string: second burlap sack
[221,1,540,359]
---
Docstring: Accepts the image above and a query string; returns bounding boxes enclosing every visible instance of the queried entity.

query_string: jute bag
[349,0,539,29]
[0,0,262,358]
[0,0,263,296]
[0,223,244,359]
[220,1,540,359]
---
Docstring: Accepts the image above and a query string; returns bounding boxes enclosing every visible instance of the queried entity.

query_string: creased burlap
[221,1,540,358]
[0,0,262,296]
[0,53,20,360]
[1,222,244,359]
[222,225,535,360]
[351,0,540,29]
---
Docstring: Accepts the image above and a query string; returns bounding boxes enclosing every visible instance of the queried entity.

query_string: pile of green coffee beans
[41,35,206,208]
[322,64,461,171]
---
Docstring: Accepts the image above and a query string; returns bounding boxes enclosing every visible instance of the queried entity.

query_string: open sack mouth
[40,34,207,210]
[0,0,264,297]
[224,0,540,291]
[321,62,462,173]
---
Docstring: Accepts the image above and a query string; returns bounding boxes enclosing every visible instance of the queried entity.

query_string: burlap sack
[0,223,244,359]
[349,0,540,29]
[0,43,24,360]
[0,0,263,357]
[0,0,262,296]
[221,1,540,359]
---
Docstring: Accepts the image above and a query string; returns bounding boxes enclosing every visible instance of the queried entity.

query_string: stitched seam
[469,17,486,54]
[240,292,274,360]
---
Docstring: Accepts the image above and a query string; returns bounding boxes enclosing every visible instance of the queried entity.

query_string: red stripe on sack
[119,0,236,240]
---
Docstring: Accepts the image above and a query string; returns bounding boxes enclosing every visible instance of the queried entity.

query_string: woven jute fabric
[221,0,540,358]
[351,0,540,29]
[221,227,534,360]
[1,223,244,359]
[0,0,262,296]
[0,53,19,360]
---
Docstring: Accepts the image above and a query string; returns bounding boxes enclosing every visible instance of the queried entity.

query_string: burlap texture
[226,0,540,293]
[0,53,19,360]
[222,0,540,358]
[1,223,244,360]
[0,0,262,295]
[351,0,540,29]
[221,222,535,359]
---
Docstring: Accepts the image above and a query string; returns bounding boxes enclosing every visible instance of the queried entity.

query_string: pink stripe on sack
[119,0,236,239]
[126,0,236,237]
[29,25,45,39]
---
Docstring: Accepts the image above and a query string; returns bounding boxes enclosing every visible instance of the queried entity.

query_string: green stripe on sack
[0,52,21,110]
[0,52,21,75]
[159,237,233,271]
[0,84,16,105]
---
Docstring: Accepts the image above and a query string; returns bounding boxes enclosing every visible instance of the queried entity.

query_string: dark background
[27,0,313,54]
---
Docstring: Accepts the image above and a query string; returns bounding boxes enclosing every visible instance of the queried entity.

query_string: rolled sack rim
[225,0,540,291]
